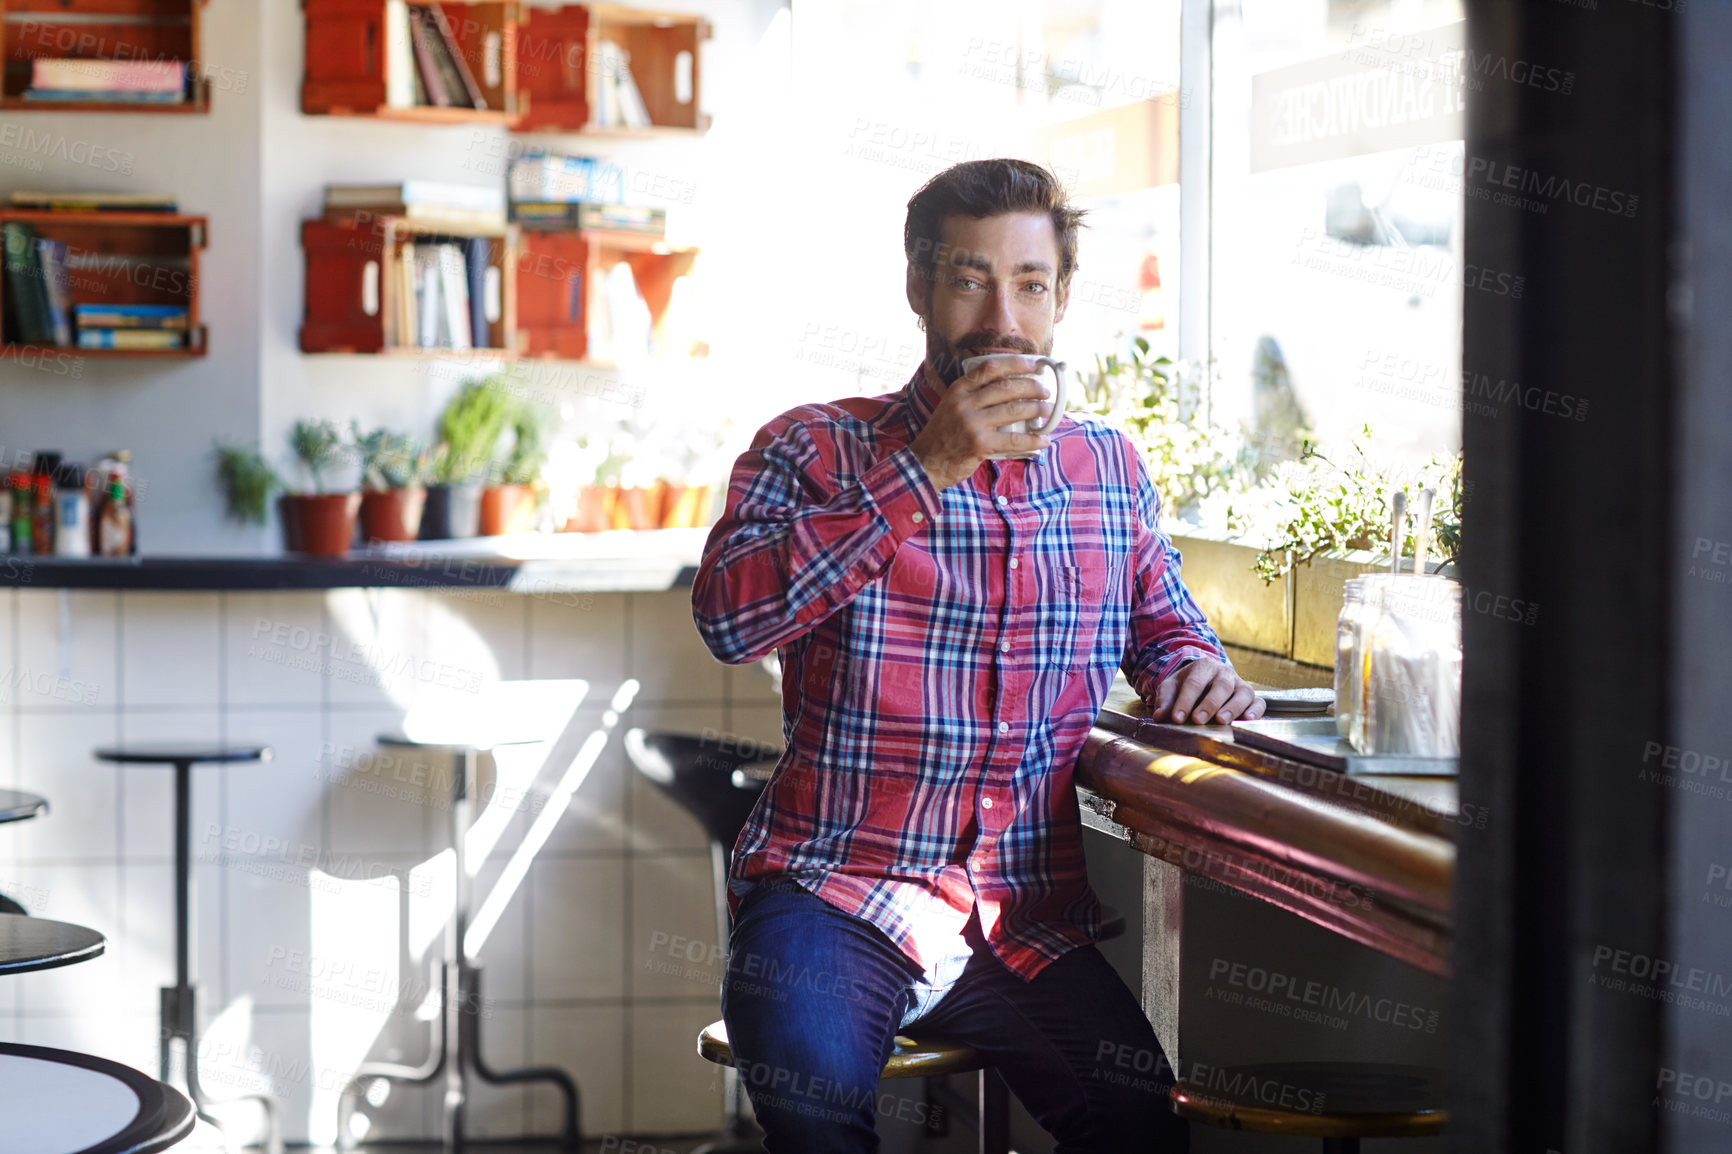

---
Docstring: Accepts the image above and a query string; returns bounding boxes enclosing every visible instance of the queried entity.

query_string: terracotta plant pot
[479,483,537,536]
[611,482,667,531]
[660,484,712,529]
[561,485,616,533]
[359,486,426,543]
[419,483,484,540]
[283,492,361,557]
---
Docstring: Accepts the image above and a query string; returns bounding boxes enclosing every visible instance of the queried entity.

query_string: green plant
[497,402,552,486]
[431,377,513,485]
[288,419,345,494]
[1080,338,1251,519]
[213,443,280,525]
[1225,424,1464,583]
[351,423,426,490]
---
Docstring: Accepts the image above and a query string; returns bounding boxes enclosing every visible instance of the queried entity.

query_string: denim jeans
[721,881,1188,1153]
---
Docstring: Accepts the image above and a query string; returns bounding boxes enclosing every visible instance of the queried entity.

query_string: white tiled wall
[0,585,785,1144]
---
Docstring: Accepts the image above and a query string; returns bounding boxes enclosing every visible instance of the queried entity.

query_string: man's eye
[1023,282,1048,295]
[953,277,981,291]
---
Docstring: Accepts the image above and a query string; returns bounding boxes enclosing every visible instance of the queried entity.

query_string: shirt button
[995,496,1008,507]
[981,797,994,810]
[1008,558,1019,569]
[911,512,924,523]
[999,641,1011,654]
[998,721,1009,734]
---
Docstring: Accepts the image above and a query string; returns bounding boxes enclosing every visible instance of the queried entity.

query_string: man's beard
[925,325,1050,385]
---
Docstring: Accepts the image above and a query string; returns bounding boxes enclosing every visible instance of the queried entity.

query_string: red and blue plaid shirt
[693,366,1227,980]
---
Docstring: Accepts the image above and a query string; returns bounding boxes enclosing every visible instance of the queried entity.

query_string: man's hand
[1147,658,1266,726]
[908,357,1056,491]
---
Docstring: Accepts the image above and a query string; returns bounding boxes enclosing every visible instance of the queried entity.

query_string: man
[692,158,1263,1151]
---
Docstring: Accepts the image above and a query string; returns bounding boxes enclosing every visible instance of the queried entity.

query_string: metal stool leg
[459,964,581,1149]
[979,1067,1009,1154]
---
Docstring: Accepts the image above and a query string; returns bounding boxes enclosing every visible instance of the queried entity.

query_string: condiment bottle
[8,473,30,555]
[31,473,54,555]
[53,464,90,557]
[98,479,132,557]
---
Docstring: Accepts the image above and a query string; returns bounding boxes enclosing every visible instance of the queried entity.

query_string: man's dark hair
[904,159,1086,292]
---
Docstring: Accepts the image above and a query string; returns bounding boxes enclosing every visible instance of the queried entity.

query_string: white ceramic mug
[960,353,1068,460]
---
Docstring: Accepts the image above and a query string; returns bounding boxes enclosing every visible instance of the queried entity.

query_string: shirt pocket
[1047,563,1108,675]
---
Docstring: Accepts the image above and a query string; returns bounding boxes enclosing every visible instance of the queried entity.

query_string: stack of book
[321,182,499,352]
[384,0,489,111]
[324,181,505,232]
[8,191,178,214]
[74,304,188,350]
[507,152,665,238]
[25,59,188,104]
[590,39,653,128]
[2,222,73,347]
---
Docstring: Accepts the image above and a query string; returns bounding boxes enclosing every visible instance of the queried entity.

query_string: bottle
[53,464,90,557]
[31,473,54,555]
[9,473,30,555]
[98,479,131,557]
[0,488,11,553]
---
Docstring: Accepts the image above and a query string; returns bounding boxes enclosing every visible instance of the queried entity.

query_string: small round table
[0,913,105,975]
[93,742,279,1152]
[0,789,50,915]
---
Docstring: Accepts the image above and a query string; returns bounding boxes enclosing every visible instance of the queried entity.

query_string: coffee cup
[960,353,1068,460]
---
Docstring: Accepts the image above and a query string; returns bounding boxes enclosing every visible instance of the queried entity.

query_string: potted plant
[214,442,282,537]
[479,401,549,536]
[281,419,360,556]
[422,377,512,540]
[352,423,428,543]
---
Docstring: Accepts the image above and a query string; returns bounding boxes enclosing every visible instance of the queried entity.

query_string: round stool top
[1169,1061,1447,1138]
[377,732,540,752]
[699,1020,986,1081]
[0,1042,195,1154]
[0,914,105,976]
[0,789,48,824]
[93,743,271,766]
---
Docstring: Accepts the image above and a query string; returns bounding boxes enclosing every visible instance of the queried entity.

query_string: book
[30,58,185,94]
[437,244,473,350]
[325,182,504,213]
[9,191,178,213]
[384,0,415,108]
[611,44,653,128]
[427,3,488,110]
[418,7,476,110]
[77,328,184,350]
[508,151,626,204]
[2,222,51,344]
[35,240,72,346]
[415,247,442,347]
[511,202,667,236]
[72,304,189,330]
[22,89,186,104]
[407,7,452,106]
[397,241,418,348]
[463,236,491,348]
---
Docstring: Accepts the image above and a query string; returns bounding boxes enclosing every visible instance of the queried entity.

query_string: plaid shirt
[693,366,1226,980]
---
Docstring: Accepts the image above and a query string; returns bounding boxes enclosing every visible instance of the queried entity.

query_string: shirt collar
[903,362,946,433]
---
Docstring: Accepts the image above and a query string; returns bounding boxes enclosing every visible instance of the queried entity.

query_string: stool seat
[94,744,270,766]
[699,1020,988,1081]
[0,914,105,976]
[0,1042,195,1154]
[0,788,48,824]
[1169,1061,1447,1139]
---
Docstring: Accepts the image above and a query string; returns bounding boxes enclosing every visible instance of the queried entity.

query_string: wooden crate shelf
[515,227,695,361]
[514,3,709,134]
[0,0,211,114]
[302,0,518,121]
[0,209,208,356]
[300,212,517,355]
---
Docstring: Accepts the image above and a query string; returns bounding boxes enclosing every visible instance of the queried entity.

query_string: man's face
[907,211,1070,385]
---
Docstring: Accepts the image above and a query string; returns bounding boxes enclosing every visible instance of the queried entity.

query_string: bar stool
[695,904,1127,1154]
[0,788,49,914]
[94,742,282,1154]
[1169,1060,1447,1152]
[337,734,580,1152]
[624,729,778,1154]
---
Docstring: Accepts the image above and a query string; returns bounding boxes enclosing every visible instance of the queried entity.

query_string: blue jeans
[720,881,1188,1153]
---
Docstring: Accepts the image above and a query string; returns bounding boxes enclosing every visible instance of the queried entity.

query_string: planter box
[1165,532,1290,657]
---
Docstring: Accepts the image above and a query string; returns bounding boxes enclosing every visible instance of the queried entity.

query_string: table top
[0,914,105,975]
[93,743,272,766]
[0,789,47,824]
